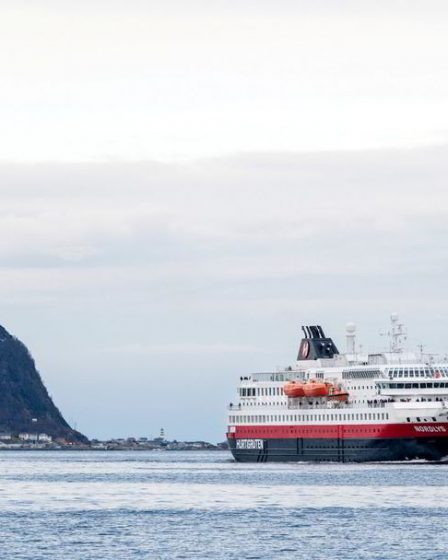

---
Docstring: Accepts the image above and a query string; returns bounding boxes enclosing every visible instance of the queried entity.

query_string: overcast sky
[1,1,448,441]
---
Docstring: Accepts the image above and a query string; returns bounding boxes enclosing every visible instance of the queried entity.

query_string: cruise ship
[226,315,448,462]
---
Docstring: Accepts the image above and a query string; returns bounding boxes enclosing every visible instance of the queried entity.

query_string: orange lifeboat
[283,381,305,398]
[327,388,349,402]
[303,380,330,397]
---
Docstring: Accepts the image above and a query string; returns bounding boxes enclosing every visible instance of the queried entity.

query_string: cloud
[100,342,261,355]
[0,146,447,279]
[2,2,448,162]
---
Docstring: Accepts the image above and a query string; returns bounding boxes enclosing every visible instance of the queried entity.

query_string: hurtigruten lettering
[236,439,264,450]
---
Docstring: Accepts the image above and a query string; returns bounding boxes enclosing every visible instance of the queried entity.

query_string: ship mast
[383,312,407,353]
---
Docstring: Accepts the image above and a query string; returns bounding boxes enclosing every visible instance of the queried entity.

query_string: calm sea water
[0,450,447,559]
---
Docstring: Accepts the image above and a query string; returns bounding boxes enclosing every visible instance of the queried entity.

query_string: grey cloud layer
[1,147,447,274]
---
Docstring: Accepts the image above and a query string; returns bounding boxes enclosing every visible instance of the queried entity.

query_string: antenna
[417,344,425,361]
[345,322,356,354]
[380,313,407,353]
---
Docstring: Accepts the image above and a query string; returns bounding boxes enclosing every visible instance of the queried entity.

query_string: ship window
[404,384,411,389]
[410,371,414,378]
[416,417,421,422]
[435,382,441,388]
[399,372,403,378]
[412,383,418,389]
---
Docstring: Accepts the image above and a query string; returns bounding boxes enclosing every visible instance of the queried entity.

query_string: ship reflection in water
[0,450,447,560]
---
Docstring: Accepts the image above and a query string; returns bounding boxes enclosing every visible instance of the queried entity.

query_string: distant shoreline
[0,439,229,451]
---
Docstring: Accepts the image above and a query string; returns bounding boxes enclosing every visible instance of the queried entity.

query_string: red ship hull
[227,423,448,462]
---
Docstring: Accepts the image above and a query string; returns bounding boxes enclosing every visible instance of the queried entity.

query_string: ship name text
[414,425,446,433]
[236,439,265,450]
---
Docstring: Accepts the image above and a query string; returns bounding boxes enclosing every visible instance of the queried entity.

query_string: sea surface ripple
[0,450,447,559]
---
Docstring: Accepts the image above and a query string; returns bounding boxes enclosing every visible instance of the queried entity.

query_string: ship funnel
[297,325,339,361]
